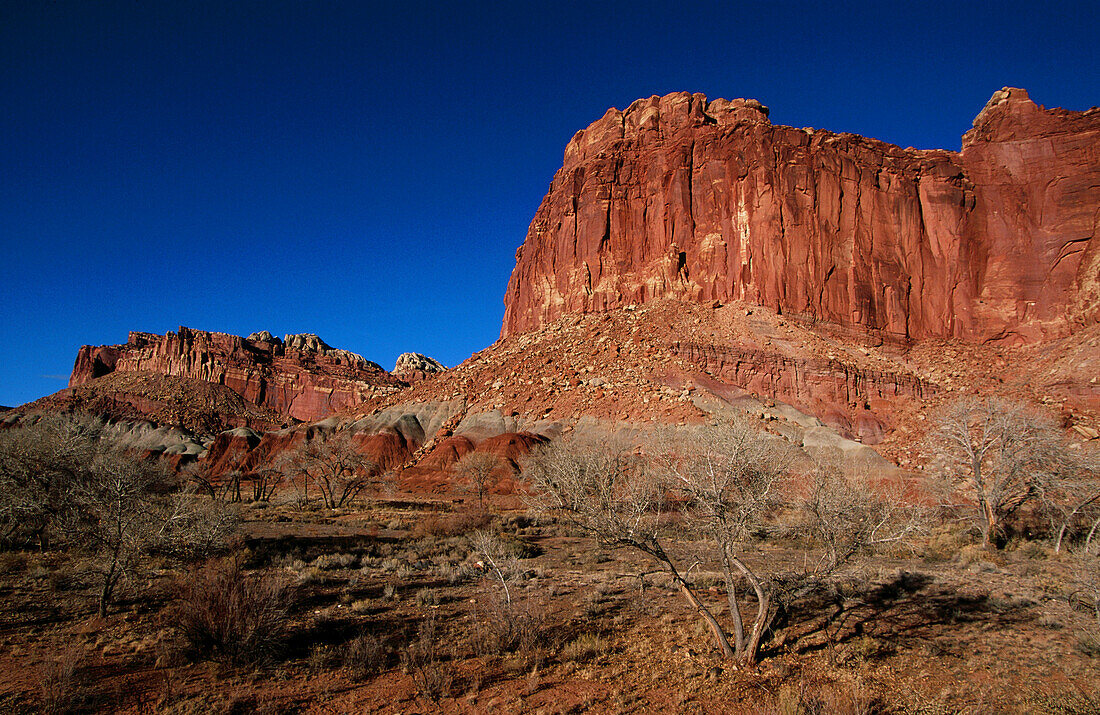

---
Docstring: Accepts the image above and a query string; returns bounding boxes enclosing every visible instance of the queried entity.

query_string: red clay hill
[502,88,1100,344]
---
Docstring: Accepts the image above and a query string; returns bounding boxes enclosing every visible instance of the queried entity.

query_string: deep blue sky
[2,0,1097,407]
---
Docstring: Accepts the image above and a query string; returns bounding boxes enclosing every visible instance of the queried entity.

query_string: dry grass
[343,632,388,680]
[2,489,1097,713]
[410,509,492,538]
[38,651,85,714]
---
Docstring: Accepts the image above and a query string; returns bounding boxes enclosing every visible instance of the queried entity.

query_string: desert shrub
[768,675,880,715]
[839,635,896,665]
[1026,684,1100,714]
[402,612,451,701]
[0,551,27,574]
[921,524,973,562]
[39,651,85,714]
[498,535,541,560]
[501,514,535,531]
[171,556,293,667]
[308,643,340,671]
[411,510,492,538]
[47,563,82,592]
[581,581,618,618]
[437,561,475,585]
[296,566,330,585]
[343,632,388,679]
[1010,538,1050,561]
[471,587,548,661]
[1075,633,1100,658]
[954,543,1004,568]
[415,588,440,606]
[1069,554,1100,656]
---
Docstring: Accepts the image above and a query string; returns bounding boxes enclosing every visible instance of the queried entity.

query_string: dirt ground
[1,494,1097,714]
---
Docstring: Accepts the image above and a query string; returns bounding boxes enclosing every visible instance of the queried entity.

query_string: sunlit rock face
[69,327,405,421]
[392,352,447,384]
[503,88,1100,345]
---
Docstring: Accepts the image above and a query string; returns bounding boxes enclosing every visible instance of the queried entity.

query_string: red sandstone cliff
[70,327,406,422]
[502,88,1100,344]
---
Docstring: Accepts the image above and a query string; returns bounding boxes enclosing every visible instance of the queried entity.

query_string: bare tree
[523,434,739,660]
[246,466,284,503]
[799,462,928,572]
[76,447,239,616]
[659,422,792,663]
[1068,552,1100,655]
[154,486,241,561]
[470,530,521,604]
[74,449,170,616]
[453,452,502,509]
[181,461,248,503]
[926,397,1069,549]
[525,424,927,666]
[0,415,101,549]
[0,414,238,615]
[283,432,379,509]
[1050,446,1100,553]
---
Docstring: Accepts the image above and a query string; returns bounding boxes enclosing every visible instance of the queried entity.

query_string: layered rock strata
[70,327,406,422]
[503,88,1100,344]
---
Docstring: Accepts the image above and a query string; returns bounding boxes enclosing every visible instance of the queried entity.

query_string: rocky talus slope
[358,299,1099,468]
[20,371,286,435]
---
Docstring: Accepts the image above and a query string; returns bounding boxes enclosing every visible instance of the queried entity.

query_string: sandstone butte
[502,88,1100,344]
[69,327,408,422]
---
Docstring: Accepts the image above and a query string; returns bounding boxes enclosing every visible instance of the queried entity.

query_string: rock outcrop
[70,327,406,422]
[503,88,1100,344]
[392,352,447,384]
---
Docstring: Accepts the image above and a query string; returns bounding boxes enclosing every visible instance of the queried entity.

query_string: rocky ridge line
[69,327,419,422]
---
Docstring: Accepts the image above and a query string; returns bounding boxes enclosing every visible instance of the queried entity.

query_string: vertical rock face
[502,89,1100,343]
[69,327,406,421]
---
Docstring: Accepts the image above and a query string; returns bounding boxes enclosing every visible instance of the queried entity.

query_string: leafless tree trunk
[522,434,736,659]
[453,452,502,509]
[656,422,792,664]
[1,413,239,615]
[282,432,379,509]
[926,397,1069,550]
